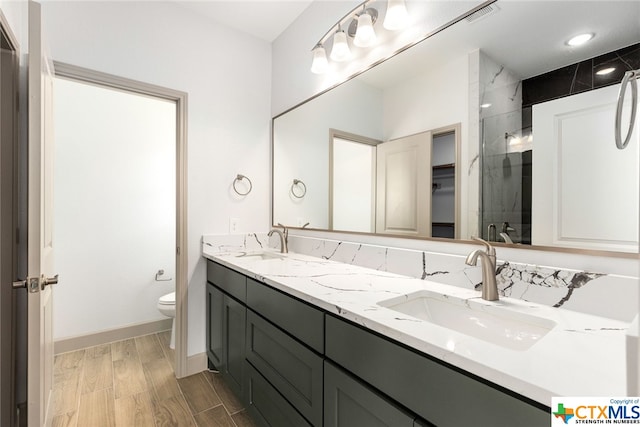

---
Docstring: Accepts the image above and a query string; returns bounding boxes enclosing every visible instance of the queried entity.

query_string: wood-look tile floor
[51,330,257,427]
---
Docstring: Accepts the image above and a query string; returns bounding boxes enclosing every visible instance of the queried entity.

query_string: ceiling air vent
[465,4,499,23]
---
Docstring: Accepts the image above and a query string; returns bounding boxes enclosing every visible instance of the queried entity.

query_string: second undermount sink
[377,290,556,351]
[235,251,286,261]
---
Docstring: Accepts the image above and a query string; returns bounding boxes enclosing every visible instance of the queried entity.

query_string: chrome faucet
[277,223,289,242]
[268,228,288,253]
[465,236,499,301]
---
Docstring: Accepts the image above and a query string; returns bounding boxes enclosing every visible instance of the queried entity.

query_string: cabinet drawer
[207,260,246,302]
[324,361,414,427]
[246,310,323,426]
[246,361,312,427]
[246,278,324,353]
[326,315,549,427]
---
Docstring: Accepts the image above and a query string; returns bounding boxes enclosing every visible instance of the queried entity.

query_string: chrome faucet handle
[470,236,495,257]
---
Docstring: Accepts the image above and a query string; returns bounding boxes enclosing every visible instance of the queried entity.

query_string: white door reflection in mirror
[376,131,432,237]
[330,133,379,232]
[533,83,639,252]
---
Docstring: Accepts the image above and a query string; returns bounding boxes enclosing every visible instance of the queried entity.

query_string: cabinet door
[246,310,323,426]
[246,361,312,427]
[222,294,246,400]
[324,361,414,427]
[206,284,224,368]
[376,131,432,237]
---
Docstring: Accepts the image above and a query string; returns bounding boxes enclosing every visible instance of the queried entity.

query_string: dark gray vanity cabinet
[324,360,415,427]
[245,278,325,426]
[206,259,549,427]
[206,262,247,402]
[325,315,549,427]
[246,278,324,353]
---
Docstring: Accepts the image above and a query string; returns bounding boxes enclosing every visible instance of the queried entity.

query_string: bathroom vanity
[203,245,630,426]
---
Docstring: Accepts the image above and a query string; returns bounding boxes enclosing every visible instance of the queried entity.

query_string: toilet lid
[159,292,175,305]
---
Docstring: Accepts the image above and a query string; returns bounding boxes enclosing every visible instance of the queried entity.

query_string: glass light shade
[310,45,329,74]
[354,13,377,47]
[384,0,409,30]
[330,30,352,62]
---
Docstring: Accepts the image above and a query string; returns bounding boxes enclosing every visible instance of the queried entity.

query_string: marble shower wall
[477,51,528,244]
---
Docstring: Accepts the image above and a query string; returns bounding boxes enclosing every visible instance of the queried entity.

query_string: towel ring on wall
[615,69,639,150]
[233,174,252,196]
[291,179,307,198]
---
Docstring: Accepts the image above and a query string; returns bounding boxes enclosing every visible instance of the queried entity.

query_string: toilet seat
[157,292,176,350]
[158,292,175,305]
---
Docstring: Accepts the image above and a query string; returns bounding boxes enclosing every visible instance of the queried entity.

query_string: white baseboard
[54,318,173,354]
[184,352,208,378]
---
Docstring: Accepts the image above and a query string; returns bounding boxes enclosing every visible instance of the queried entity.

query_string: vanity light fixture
[353,8,378,47]
[566,33,594,47]
[384,0,409,30]
[480,103,492,108]
[311,44,329,74]
[310,0,410,74]
[330,28,352,61]
[596,67,616,76]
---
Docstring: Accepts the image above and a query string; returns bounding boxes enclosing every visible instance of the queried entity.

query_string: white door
[375,131,432,237]
[26,2,56,426]
[532,83,639,252]
[331,137,377,233]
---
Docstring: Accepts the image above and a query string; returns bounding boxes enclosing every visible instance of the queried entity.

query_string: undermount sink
[235,251,285,261]
[377,290,556,351]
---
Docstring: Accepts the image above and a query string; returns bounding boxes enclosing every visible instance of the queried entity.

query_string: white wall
[52,77,176,340]
[273,78,382,228]
[42,1,272,356]
[383,55,468,141]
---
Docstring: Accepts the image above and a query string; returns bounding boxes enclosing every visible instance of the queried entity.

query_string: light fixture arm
[311,0,373,50]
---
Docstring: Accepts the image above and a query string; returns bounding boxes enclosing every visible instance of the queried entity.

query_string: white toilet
[157,292,176,349]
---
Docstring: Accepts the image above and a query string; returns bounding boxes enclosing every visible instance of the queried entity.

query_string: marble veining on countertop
[201,244,630,406]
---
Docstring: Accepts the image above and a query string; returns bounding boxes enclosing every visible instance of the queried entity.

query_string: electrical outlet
[229,217,240,233]
[296,218,304,227]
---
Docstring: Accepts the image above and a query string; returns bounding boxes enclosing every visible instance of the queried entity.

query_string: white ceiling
[358,1,640,89]
[175,1,313,42]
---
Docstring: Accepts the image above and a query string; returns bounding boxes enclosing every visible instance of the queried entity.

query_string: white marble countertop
[202,246,630,406]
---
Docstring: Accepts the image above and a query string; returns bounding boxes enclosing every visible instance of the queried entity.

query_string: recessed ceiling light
[480,103,492,108]
[566,33,594,46]
[596,67,616,76]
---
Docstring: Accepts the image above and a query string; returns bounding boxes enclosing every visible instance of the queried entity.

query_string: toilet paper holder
[155,269,172,281]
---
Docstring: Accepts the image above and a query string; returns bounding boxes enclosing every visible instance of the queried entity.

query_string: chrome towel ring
[615,69,639,150]
[291,179,307,198]
[233,174,252,196]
